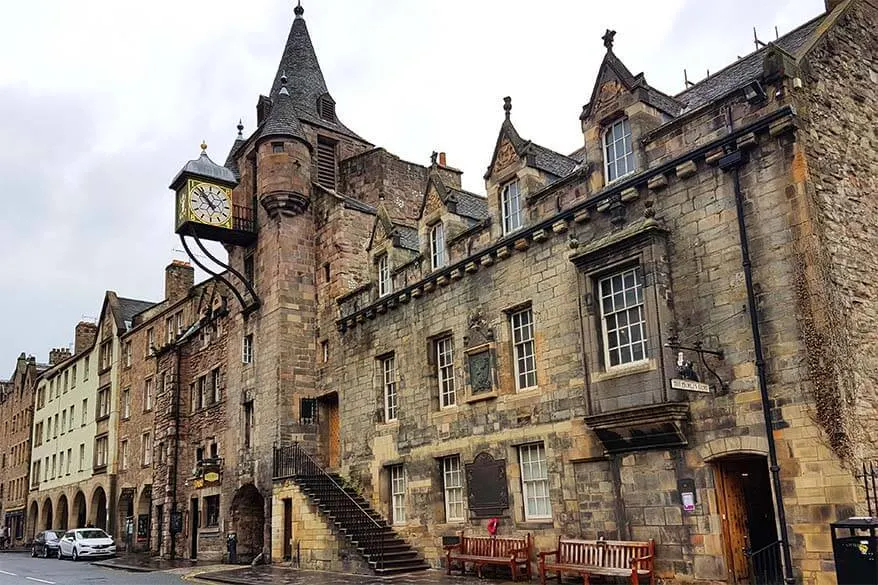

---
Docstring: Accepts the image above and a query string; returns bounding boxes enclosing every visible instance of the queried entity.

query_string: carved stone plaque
[465,452,509,518]
[467,350,493,394]
[493,139,517,174]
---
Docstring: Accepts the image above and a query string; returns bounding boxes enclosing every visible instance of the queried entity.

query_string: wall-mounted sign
[671,378,710,393]
[465,452,509,518]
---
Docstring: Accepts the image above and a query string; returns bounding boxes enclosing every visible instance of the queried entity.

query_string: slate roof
[256,87,308,144]
[269,6,367,143]
[170,151,238,188]
[674,15,824,112]
[395,225,420,252]
[224,130,246,181]
[528,143,579,178]
[118,297,157,329]
[448,188,488,221]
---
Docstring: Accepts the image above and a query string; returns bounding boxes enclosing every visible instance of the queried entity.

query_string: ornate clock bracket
[180,227,261,317]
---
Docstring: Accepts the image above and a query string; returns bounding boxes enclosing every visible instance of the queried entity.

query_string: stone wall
[271,481,371,574]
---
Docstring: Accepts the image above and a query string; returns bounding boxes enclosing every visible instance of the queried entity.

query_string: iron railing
[272,443,385,569]
[745,540,784,585]
[232,204,256,232]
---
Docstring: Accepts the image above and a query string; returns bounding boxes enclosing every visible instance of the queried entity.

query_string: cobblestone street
[195,566,523,585]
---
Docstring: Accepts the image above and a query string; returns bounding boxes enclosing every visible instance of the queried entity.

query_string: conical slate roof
[256,84,308,145]
[266,3,368,142]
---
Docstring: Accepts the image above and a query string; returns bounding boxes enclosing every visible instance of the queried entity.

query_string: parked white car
[57,528,116,561]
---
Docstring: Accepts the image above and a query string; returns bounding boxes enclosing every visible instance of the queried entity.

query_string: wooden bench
[539,538,654,585]
[444,532,533,581]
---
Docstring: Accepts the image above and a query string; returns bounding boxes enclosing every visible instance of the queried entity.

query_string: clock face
[188,182,231,226]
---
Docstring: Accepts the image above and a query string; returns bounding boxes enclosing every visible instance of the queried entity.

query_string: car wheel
[72,547,78,562]
[31,546,36,557]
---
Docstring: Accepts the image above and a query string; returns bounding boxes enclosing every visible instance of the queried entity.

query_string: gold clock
[184,179,232,228]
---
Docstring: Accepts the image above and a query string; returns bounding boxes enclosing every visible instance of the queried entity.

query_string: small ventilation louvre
[317,137,337,190]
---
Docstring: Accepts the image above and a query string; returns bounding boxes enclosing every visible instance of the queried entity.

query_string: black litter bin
[832,517,878,585]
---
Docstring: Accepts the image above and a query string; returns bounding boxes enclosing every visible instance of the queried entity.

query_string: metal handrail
[744,539,781,557]
[744,540,784,585]
[273,443,385,569]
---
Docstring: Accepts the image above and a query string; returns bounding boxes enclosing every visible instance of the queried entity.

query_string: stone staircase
[273,444,429,575]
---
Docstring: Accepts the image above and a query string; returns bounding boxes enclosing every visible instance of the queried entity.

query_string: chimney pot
[439,152,447,167]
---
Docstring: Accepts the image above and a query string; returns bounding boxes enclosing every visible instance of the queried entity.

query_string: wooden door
[716,462,750,583]
[282,499,293,561]
[190,498,199,560]
[327,399,340,468]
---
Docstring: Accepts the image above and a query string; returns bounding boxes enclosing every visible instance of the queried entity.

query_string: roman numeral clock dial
[188,182,232,226]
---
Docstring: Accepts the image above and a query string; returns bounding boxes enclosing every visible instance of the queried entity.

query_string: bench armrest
[631,554,654,569]
[539,549,558,561]
[508,545,529,559]
[443,543,462,552]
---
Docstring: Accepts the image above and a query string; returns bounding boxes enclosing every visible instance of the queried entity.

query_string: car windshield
[78,530,109,539]
[46,531,64,541]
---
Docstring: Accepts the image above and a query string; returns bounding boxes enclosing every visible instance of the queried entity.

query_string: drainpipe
[719,105,795,585]
[169,345,182,560]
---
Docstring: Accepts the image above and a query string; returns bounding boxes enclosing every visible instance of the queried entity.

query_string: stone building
[114,261,195,552]
[144,271,240,563]
[27,295,151,539]
[0,353,45,546]
[164,0,876,583]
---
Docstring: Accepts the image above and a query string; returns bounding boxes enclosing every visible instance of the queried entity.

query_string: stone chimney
[166,260,194,303]
[48,347,72,365]
[434,151,463,190]
[74,322,98,354]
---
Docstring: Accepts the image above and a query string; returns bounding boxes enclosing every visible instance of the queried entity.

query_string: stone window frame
[389,463,406,525]
[120,439,129,471]
[573,226,670,386]
[441,454,465,523]
[94,434,109,470]
[96,386,111,421]
[500,178,523,235]
[141,431,152,467]
[518,442,551,521]
[597,265,649,370]
[377,252,392,298]
[505,303,538,392]
[429,221,447,271]
[435,335,456,409]
[121,388,131,420]
[379,353,399,423]
[602,116,635,185]
[204,494,221,529]
[143,377,154,412]
[242,334,254,365]
[124,341,132,368]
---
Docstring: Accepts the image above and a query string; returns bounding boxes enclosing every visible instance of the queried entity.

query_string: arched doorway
[713,455,781,584]
[136,487,151,552]
[90,486,108,531]
[41,498,54,530]
[27,501,39,541]
[72,490,86,528]
[230,484,265,563]
[57,495,69,530]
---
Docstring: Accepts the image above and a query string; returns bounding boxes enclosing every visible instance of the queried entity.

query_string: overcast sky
[0,0,825,368]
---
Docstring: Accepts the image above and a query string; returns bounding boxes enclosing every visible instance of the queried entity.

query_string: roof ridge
[675,12,826,100]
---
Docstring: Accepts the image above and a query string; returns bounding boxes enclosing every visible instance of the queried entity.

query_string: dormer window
[429,223,446,271]
[377,254,391,297]
[604,118,634,183]
[501,179,522,235]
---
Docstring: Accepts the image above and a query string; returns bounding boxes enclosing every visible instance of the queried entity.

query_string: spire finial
[602,29,616,51]
[503,96,512,120]
[237,119,244,139]
[294,0,304,18]
[200,140,208,153]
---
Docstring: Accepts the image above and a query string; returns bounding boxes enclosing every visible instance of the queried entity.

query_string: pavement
[0,554,186,584]
[92,552,203,573]
[193,566,523,585]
